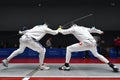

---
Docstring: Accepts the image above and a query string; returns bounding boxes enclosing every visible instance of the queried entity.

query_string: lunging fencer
[58,24,119,72]
[2,23,58,70]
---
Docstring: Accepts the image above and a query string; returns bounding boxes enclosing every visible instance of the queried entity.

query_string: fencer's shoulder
[34,25,41,27]
[72,24,84,28]
[71,24,78,27]
[70,24,77,29]
[42,24,48,28]
[35,24,48,27]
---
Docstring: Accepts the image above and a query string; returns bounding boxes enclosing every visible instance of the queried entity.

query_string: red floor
[1,58,120,63]
[0,78,120,80]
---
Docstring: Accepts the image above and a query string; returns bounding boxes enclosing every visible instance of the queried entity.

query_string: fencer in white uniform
[2,24,58,70]
[58,24,119,72]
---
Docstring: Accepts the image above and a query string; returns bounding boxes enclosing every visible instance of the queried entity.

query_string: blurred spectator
[98,39,107,56]
[94,35,107,57]
[0,41,4,48]
[14,43,18,48]
[114,36,120,57]
[46,37,52,48]
[93,35,101,46]
[0,40,8,48]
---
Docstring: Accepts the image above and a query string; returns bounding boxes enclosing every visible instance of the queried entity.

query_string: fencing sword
[60,13,93,29]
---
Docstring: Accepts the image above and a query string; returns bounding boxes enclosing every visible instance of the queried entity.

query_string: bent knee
[37,48,46,54]
[67,46,73,52]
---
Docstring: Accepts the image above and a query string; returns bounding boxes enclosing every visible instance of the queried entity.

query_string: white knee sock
[65,49,72,63]
[39,53,45,66]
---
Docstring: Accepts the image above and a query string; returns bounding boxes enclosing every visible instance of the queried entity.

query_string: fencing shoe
[39,65,50,70]
[2,59,8,67]
[59,65,70,71]
[108,63,119,72]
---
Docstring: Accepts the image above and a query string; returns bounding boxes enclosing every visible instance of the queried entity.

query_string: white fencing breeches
[65,39,109,64]
[7,35,46,66]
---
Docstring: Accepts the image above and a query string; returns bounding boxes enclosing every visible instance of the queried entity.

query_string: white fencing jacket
[60,24,103,42]
[23,24,58,41]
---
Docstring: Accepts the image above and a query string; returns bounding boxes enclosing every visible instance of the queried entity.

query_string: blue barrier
[0,48,111,58]
[0,48,30,58]
[109,47,118,58]
[0,48,16,58]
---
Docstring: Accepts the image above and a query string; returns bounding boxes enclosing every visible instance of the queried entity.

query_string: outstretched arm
[45,27,58,35]
[87,27,104,34]
[19,30,29,35]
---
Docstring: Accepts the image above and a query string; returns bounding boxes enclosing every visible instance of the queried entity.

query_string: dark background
[0,0,120,31]
[0,0,120,48]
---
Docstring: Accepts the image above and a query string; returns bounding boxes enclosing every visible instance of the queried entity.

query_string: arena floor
[0,58,120,80]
